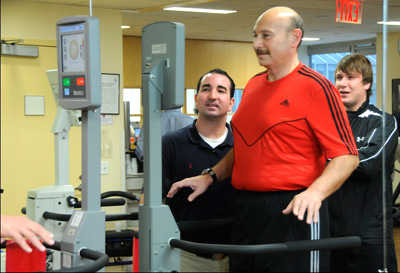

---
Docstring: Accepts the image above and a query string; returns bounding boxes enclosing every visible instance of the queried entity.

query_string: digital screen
[62,33,85,72]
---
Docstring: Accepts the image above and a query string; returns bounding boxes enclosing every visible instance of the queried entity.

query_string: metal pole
[139,60,180,272]
[81,109,101,211]
[381,0,388,271]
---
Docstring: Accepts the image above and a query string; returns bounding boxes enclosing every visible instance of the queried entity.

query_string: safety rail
[100,191,138,202]
[42,211,138,222]
[168,236,361,255]
[21,198,128,215]
[74,198,126,208]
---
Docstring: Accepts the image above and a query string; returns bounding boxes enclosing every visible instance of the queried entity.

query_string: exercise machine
[139,21,185,272]
[56,15,105,271]
[25,67,81,272]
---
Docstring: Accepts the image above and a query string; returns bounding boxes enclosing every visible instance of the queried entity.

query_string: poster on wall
[392,79,400,115]
[101,73,120,115]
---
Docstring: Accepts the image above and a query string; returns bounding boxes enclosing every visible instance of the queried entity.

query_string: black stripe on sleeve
[299,66,358,155]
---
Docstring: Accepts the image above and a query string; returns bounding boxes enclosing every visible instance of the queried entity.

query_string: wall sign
[101,73,120,115]
[336,0,363,24]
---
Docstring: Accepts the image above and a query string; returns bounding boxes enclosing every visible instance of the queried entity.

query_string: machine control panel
[61,76,86,98]
[56,16,101,110]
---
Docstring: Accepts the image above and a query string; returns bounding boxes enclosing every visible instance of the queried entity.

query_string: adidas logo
[280,100,290,107]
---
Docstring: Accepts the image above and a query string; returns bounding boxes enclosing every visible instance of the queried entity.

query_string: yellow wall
[124,33,400,105]
[376,31,400,112]
[123,36,262,89]
[376,31,400,202]
[1,0,124,222]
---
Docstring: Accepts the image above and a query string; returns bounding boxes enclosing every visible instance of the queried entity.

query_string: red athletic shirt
[231,63,358,191]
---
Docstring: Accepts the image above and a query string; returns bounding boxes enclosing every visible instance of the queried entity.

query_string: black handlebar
[74,198,126,208]
[101,191,138,202]
[169,236,361,255]
[42,211,138,222]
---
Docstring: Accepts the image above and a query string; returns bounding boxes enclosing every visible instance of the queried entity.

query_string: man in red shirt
[168,6,359,272]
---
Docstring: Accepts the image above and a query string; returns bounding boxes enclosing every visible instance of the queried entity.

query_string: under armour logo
[280,100,290,107]
[356,136,364,142]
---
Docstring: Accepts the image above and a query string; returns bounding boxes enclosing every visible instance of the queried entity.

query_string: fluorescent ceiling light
[122,10,138,14]
[121,25,131,29]
[377,21,400,26]
[302,37,320,41]
[164,7,237,14]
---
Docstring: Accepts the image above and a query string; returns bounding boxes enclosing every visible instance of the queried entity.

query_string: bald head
[255,6,304,48]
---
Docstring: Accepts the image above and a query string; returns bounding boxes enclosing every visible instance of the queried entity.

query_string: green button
[63,78,71,86]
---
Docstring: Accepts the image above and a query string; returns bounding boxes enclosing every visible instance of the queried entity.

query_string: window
[185,89,197,116]
[310,53,377,105]
[230,89,243,113]
[309,40,377,106]
[311,52,351,84]
[123,88,141,125]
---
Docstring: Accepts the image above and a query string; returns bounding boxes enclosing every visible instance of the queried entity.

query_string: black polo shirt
[162,120,235,244]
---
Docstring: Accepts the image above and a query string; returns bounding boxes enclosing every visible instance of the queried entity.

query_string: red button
[77,78,85,86]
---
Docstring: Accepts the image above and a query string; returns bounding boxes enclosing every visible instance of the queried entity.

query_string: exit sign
[336,0,363,24]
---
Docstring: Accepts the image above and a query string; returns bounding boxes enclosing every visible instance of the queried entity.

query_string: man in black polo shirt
[162,68,236,272]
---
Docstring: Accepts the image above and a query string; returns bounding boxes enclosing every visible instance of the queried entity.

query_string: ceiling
[17,0,400,46]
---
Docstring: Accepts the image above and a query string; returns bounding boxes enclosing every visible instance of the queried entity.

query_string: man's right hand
[167,175,213,202]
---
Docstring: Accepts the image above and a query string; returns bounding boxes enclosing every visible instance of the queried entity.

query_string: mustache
[256,49,269,55]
